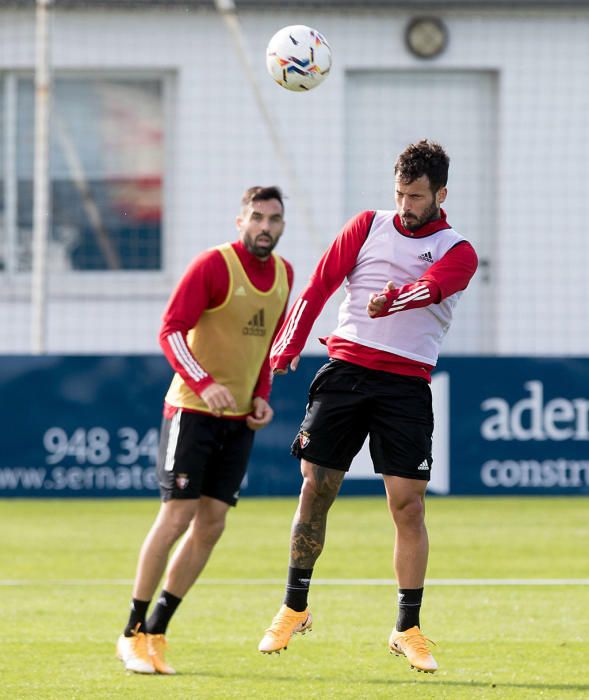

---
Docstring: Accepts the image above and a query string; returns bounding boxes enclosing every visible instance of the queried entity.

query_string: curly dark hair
[394,140,450,193]
[240,185,285,213]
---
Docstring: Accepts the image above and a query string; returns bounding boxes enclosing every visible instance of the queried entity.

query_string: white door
[344,70,498,354]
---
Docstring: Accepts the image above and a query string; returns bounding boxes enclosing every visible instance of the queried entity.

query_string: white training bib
[332,210,465,366]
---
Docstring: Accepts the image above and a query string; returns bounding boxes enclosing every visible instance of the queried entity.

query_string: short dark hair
[241,185,285,212]
[394,140,450,193]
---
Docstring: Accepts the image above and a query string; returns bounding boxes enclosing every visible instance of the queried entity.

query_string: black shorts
[291,359,434,480]
[156,409,255,505]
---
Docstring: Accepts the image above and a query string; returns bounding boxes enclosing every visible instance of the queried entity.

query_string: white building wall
[0,6,587,354]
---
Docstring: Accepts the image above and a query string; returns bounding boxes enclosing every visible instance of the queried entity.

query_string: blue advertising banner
[0,355,588,497]
[436,357,589,495]
[0,356,171,497]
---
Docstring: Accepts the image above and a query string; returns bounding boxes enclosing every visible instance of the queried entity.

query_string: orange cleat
[116,625,155,674]
[258,604,313,653]
[147,633,176,675]
[388,626,438,673]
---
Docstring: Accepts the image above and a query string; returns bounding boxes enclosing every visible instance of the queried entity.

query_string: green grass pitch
[1,496,588,699]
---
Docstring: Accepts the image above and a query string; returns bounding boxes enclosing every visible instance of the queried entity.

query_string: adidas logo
[418,251,433,263]
[234,285,246,297]
[417,459,429,471]
[243,309,266,336]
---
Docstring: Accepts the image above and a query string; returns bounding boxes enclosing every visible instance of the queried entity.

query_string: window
[0,83,5,271]
[1,75,164,272]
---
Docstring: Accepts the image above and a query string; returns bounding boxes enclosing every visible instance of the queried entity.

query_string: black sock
[284,566,313,612]
[124,598,151,637]
[395,587,424,632]
[144,590,183,635]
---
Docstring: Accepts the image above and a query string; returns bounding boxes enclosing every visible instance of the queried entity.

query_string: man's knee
[391,494,426,529]
[156,500,198,542]
[194,512,226,546]
[189,498,229,546]
[300,462,343,507]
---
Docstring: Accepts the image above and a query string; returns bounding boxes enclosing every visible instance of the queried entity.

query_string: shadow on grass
[170,669,589,693]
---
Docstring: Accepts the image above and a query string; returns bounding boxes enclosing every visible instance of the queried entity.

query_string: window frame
[0,68,176,300]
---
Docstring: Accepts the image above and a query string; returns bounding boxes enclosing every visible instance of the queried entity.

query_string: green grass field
[1,497,588,699]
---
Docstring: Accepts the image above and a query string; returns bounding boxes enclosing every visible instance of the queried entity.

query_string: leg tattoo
[290,465,344,569]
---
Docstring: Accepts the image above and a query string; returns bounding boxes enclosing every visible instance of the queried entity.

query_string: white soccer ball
[266,25,332,92]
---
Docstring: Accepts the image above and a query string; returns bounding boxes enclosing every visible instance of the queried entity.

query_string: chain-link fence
[0,1,587,354]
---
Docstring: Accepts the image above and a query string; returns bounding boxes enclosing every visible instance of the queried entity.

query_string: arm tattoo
[290,465,344,569]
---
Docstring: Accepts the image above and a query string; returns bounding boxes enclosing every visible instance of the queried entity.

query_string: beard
[243,232,278,259]
[401,200,440,232]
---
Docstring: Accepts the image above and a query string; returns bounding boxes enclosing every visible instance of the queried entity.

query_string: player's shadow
[177,670,589,694]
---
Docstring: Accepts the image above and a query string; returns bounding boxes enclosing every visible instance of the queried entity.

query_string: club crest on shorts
[299,430,311,449]
[176,473,190,490]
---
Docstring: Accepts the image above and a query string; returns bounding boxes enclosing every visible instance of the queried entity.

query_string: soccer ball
[266,25,332,92]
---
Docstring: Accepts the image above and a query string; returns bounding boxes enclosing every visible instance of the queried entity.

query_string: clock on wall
[405,17,448,59]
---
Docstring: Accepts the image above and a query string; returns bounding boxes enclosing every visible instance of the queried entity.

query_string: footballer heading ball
[266,25,332,92]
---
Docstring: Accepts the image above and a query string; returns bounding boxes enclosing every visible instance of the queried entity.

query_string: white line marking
[271,298,307,356]
[168,332,208,381]
[397,284,428,300]
[1,578,588,587]
[164,408,182,472]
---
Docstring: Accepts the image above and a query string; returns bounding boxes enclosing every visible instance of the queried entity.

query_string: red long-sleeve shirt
[160,240,294,407]
[271,210,477,382]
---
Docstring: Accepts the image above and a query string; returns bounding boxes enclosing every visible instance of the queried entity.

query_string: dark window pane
[17,77,163,271]
[0,85,4,271]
